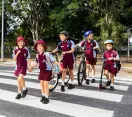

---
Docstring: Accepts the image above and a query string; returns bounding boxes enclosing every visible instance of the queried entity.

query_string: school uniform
[36,52,55,81]
[103,49,119,75]
[12,47,30,77]
[57,40,75,69]
[78,40,99,65]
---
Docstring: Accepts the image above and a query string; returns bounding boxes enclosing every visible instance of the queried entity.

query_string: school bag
[116,61,121,71]
[36,52,60,74]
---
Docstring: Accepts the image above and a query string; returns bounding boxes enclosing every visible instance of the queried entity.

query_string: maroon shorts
[104,64,117,75]
[86,58,97,65]
[38,70,52,81]
[14,68,27,77]
[62,58,74,69]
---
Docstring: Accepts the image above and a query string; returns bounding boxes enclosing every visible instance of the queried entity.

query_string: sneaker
[91,78,96,83]
[21,88,28,97]
[86,79,90,84]
[40,96,45,102]
[61,85,65,92]
[68,84,75,89]
[106,80,111,86]
[109,86,114,91]
[43,97,49,104]
[15,93,21,99]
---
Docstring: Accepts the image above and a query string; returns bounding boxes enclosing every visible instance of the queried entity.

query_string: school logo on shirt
[24,53,26,57]
[42,59,46,63]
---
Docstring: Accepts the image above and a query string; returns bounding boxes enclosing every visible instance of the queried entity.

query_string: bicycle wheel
[77,61,86,85]
[49,74,59,92]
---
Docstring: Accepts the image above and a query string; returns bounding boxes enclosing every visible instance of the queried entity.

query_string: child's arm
[13,50,21,60]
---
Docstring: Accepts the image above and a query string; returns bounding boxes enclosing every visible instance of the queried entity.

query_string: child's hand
[28,67,32,72]
[17,50,21,55]
[108,57,114,60]
[62,52,67,55]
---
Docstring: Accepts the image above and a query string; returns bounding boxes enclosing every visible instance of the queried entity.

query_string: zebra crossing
[0,69,131,117]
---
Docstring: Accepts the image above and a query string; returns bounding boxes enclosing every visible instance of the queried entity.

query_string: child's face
[17,40,25,48]
[106,43,113,50]
[37,44,45,52]
[86,33,93,40]
[59,34,67,42]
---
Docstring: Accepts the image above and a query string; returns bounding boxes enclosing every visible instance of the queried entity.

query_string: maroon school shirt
[79,40,97,59]
[103,50,119,65]
[57,40,75,60]
[13,47,30,70]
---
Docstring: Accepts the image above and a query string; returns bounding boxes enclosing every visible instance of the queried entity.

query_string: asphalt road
[0,64,132,117]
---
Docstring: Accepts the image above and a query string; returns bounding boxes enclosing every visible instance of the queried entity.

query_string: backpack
[58,40,77,57]
[116,61,121,71]
[36,52,60,75]
[84,40,99,55]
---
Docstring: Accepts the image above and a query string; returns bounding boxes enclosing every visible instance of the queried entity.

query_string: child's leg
[40,80,45,95]
[18,74,26,90]
[18,74,28,97]
[104,70,111,86]
[17,77,22,94]
[110,73,114,86]
[62,69,67,85]
[91,65,95,78]
[86,64,90,79]
[67,69,75,89]
[104,70,109,80]
[43,81,49,104]
[44,81,49,98]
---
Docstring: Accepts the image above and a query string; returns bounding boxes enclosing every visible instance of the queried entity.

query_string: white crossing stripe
[0,78,123,102]
[0,115,6,117]
[2,71,132,85]
[0,89,114,117]
[0,72,129,91]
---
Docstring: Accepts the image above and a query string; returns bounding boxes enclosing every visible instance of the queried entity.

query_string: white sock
[18,91,21,94]
[70,80,74,85]
[111,84,114,87]
[42,93,45,97]
[61,80,64,86]
[45,95,49,98]
[23,87,26,90]
[86,77,89,80]
[108,79,111,81]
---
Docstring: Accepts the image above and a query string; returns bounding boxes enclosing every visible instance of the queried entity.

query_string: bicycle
[49,53,70,91]
[77,47,94,86]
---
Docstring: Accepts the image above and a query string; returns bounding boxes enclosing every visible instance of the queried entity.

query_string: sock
[61,80,64,86]
[70,80,74,85]
[110,84,114,87]
[108,79,111,81]
[18,91,21,94]
[86,77,89,80]
[45,95,49,98]
[23,87,26,90]
[42,93,45,97]
[92,77,95,79]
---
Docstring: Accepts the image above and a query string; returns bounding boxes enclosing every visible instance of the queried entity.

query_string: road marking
[0,89,114,117]
[0,78,123,102]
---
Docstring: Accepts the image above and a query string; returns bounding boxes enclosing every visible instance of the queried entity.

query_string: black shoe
[21,88,28,97]
[106,80,111,86]
[15,93,21,99]
[91,79,96,83]
[40,96,45,102]
[61,85,65,92]
[86,79,90,84]
[109,86,114,91]
[68,84,75,89]
[43,97,49,104]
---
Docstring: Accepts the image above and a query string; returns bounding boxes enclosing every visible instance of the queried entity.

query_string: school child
[12,36,31,99]
[103,40,120,91]
[52,31,76,92]
[77,31,99,84]
[29,39,55,104]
